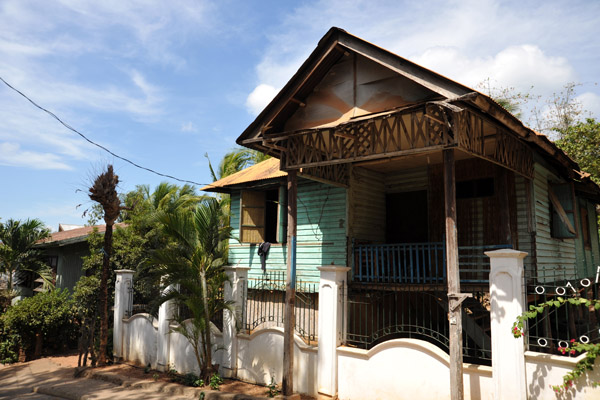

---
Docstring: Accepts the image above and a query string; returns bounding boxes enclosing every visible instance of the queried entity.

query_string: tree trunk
[97,222,113,366]
[200,270,213,379]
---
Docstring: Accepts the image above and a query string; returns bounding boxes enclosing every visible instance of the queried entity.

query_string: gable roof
[235,27,590,186]
[36,223,127,248]
[201,157,286,193]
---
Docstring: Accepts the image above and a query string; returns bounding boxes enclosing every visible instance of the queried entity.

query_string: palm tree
[151,198,233,379]
[0,218,51,306]
[206,148,270,182]
[88,165,122,366]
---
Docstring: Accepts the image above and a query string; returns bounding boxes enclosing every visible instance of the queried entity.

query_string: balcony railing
[352,241,512,284]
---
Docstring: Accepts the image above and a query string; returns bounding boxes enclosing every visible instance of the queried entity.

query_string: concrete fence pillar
[486,249,528,400]
[222,266,250,378]
[317,265,350,398]
[113,269,134,361]
[156,282,178,371]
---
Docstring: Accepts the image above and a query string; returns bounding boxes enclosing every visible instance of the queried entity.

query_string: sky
[1,0,599,231]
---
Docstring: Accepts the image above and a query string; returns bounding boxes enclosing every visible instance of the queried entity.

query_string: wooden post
[444,149,464,400]
[283,169,297,396]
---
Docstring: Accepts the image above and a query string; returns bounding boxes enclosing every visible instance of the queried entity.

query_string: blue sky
[1,0,599,231]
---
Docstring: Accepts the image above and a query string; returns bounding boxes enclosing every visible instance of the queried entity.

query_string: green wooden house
[203,28,600,361]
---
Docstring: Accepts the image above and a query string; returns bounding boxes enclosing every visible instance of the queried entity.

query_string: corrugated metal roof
[36,223,127,246]
[201,158,287,192]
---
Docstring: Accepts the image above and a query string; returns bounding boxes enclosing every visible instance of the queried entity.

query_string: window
[240,188,286,244]
[549,182,578,239]
[456,178,494,199]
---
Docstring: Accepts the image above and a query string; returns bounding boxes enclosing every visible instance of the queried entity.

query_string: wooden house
[203,28,600,365]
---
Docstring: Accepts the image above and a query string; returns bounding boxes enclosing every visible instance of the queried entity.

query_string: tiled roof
[36,223,126,246]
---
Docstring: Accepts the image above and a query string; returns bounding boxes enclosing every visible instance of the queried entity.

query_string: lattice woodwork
[266,103,533,179]
[455,109,534,178]
[266,104,453,170]
[301,163,349,186]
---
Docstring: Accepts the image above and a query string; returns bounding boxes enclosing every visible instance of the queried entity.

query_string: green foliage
[209,373,223,390]
[151,198,233,379]
[183,372,204,387]
[0,289,76,359]
[266,377,280,397]
[556,118,600,183]
[513,296,600,394]
[0,218,51,303]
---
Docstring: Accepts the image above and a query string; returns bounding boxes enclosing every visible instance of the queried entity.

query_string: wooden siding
[54,242,88,291]
[349,167,386,243]
[575,199,600,277]
[385,167,428,193]
[514,175,535,275]
[532,163,577,281]
[229,179,347,283]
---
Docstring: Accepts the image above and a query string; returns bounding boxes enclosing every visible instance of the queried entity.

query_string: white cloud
[578,92,600,120]
[244,0,599,118]
[181,121,197,132]
[0,142,72,170]
[411,45,575,96]
[245,84,279,115]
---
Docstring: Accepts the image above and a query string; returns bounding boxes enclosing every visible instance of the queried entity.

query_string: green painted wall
[228,178,347,283]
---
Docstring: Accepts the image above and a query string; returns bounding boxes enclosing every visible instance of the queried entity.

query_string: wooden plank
[283,170,297,396]
[443,149,464,400]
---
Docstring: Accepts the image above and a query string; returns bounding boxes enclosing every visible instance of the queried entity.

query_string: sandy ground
[46,352,313,399]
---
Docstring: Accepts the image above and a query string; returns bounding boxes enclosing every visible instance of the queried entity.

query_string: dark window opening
[386,190,428,243]
[265,189,279,243]
[457,178,494,199]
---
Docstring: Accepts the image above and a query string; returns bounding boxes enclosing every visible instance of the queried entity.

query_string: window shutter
[549,182,577,238]
[241,191,266,243]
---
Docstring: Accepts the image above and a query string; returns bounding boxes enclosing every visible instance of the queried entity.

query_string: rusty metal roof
[201,158,287,193]
[36,223,127,247]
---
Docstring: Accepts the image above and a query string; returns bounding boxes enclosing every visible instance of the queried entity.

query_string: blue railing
[353,242,446,284]
[352,242,512,284]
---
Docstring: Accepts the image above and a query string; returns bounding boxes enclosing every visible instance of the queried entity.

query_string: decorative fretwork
[301,163,349,187]
[267,104,453,170]
[455,109,534,178]
[266,102,534,179]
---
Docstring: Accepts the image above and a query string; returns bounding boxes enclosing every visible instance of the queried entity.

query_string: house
[203,27,600,365]
[34,224,123,293]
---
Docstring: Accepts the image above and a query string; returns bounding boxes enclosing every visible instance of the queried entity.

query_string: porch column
[113,269,134,361]
[443,149,465,400]
[156,282,178,372]
[486,249,528,400]
[283,169,297,396]
[222,265,250,378]
[317,266,350,398]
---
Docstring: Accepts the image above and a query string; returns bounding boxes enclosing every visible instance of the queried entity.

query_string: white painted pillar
[156,282,178,371]
[222,265,250,378]
[317,265,350,398]
[486,249,528,400]
[113,269,134,361]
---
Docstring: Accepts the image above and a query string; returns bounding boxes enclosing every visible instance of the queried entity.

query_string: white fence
[114,252,600,399]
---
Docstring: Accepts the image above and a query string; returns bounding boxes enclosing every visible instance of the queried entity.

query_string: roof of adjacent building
[36,223,127,247]
[201,157,286,193]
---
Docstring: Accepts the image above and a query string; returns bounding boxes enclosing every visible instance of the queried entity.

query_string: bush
[0,289,77,361]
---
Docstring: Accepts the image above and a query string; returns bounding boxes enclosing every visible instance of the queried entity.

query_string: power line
[0,75,210,187]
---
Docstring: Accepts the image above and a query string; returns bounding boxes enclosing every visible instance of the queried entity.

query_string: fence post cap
[223,265,251,271]
[484,249,528,259]
[317,265,351,272]
[115,269,135,274]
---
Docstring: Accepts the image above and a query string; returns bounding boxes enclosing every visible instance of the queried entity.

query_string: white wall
[526,351,600,399]
[337,339,493,400]
[122,314,158,368]
[121,315,223,374]
[236,328,318,397]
